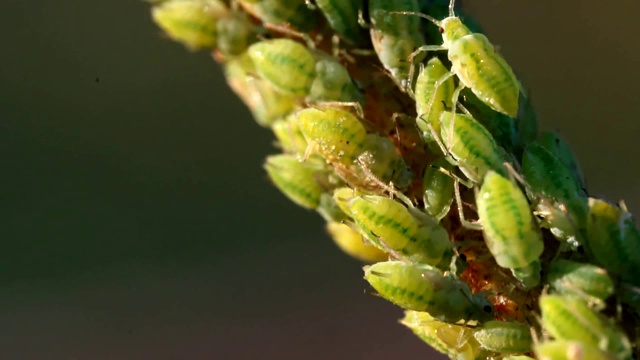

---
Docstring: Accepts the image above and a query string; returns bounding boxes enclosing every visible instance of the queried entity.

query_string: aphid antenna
[304,0,316,10]
[387,11,440,27]
[448,0,456,18]
[455,180,482,231]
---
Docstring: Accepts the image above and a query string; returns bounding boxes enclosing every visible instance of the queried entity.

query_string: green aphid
[401,310,487,360]
[237,0,316,32]
[547,259,614,310]
[414,57,454,144]
[151,0,227,50]
[346,194,452,267]
[473,320,532,355]
[534,340,614,360]
[358,134,413,190]
[539,294,632,359]
[313,0,370,46]
[264,154,324,210]
[296,107,367,166]
[460,88,517,151]
[364,261,493,323]
[422,157,455,221]
[152,0,256,55]
[522,142,589,243]
[477,171,543,289]
[271,114,307,155]
[368,0,426,90]
[224,52,298,127]
[439,111,507,183]
[586,198,640,286]
[538,131,587,194]
[248,39,362,102]
[404,0,520,117]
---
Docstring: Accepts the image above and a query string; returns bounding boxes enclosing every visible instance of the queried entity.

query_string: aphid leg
[304,0,316,10]
[427,123,454,161]
[447,81,466,147]
[300,141,318,162]
[357,8,370,29]
[263,22,319,49]
[355,156,406,201]
[406,62,423,98]
[434,165,473,189]
[455,180,482,230]
[310,101,365,119]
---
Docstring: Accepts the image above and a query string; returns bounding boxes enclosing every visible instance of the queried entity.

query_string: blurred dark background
[1,1,639,359]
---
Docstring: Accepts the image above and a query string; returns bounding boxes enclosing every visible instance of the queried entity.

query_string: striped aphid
[264,154,326,210]
[367,0,426,91]
[538,131,587,194]
[401,310,487,360]
[364,261,494,323]
[309,0,370,47]
[546,259,614,310]
[247,39,363,103]
[534,340,614,360]
[152,0,258,58]
[539,294,632,359]
[333,188,452,267]
[400,0,521,117]
[413,57,454,146]
[422,157,455,221]
[237,0,317,32]
[476,171,544,289]
[473,320,533,355]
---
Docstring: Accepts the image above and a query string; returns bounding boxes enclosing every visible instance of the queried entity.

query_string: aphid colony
[148,0,640,358]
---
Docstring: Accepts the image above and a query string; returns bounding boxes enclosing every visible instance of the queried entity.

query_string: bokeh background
[1,1,640,359]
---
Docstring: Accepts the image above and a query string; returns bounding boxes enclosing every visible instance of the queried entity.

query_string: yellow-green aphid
[460,88,517,151]
[224,53,298,127]
[473,320,532,355]
[538,131,586,195]
[439,111,507,183]
[586,198,640,286]
[401,310,486,360]
[237,0,316,32]
[477,171,543,289]
[152,0,228,50]
[248,39,316,97]
[364,261,493,323]
[422,158,455,221]
[547,260,614,310]
[296,107,366,166]
[369,0,426,90]
[414,57,454,145]
[534,340,614,360]
[503,356,535,360]
[326,222,388,263]
[314,0,370,46]
[271,114,307,155]
[346,195,452,267]
[408,0,520,117]
[522,142,588,244]
[332,187,356,217]
[248,39,362,102]
[539,294,632,359]
[264,154,324,209]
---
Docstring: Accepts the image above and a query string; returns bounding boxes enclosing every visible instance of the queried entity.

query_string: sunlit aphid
[401,310,487,360]
[237,0,317,32]
[438,111,507,184]
[312,0,370,46]
[586,198,640,286]
[264,154,324,210]
[364,261,494,323]
[460,88,517,152]
[401,0,521,117]
[248,39,362,102]
[476,171,543,289]
[368,0,426,90]
[326,221,388,263]
[422,157,455,221]
[539,294,632,359]
[522,142,588,243]
[534,340,613,360]
[271,114,307,155]
[413,57,454,144]
[473,320,532,355]
[346,194,452,267]
[538,131,586,193]
[224,53,299,127]
[547,259,614,310]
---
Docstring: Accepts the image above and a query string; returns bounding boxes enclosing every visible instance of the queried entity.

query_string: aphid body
[477,171,543,289]
[422,157,455,221]
[473,320,532,355]
[547,260,614,310]
[539,294,631,359]
[314,0,370,46]
[414,57,454,144]
[364,261,493,323]
[264,154,324,210]
[237,0,316,31]
[534,340,614,360]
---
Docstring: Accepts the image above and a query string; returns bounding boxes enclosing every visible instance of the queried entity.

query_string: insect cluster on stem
[147,0,640,358]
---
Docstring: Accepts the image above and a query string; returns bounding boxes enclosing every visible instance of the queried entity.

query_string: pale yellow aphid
[325,222,387,262]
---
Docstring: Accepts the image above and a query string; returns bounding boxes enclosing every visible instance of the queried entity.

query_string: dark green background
[1,1,639,359]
